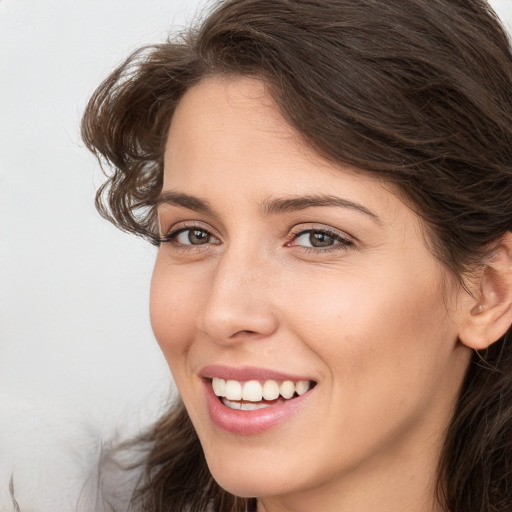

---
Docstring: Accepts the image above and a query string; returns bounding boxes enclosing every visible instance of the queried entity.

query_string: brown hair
[82,1,512,511]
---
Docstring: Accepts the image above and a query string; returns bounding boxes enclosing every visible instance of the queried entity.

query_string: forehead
[169,76,284,138]
[165,76,309,179]
[163,76,381,200]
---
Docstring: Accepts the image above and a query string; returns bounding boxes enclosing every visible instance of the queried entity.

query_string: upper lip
[199,364,316,382]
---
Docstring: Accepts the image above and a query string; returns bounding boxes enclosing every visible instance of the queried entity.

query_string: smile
[200,366,317,434]
[212,378,312,410]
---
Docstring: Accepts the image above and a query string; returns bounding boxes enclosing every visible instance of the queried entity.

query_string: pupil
[310,232,333,247]
[189,229,209,244]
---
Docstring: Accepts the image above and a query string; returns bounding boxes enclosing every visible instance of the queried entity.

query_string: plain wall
[0,1,204,509]
[1,1,511,510]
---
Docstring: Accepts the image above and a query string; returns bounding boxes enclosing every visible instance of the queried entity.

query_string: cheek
[149,257,202,367]
[278,267,460,461]
[283,263,456,389]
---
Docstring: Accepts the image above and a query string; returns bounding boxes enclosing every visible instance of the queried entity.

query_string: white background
[1,1,511,510]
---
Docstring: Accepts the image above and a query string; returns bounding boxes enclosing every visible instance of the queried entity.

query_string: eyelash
[159,224,219,250]
[286,227,354,253]
[159,225,354,253]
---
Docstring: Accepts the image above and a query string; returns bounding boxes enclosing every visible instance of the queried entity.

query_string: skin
[150,76,475,512]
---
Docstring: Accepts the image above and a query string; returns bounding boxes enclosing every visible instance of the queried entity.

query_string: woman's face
[151,77,472,506]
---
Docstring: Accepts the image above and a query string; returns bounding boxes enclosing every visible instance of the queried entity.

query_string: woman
[81,0,512,511]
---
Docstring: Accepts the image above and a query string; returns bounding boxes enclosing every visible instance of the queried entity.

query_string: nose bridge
[199,240,277,342]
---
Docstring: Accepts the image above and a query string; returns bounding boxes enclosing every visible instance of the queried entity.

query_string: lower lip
[203,380,314,435]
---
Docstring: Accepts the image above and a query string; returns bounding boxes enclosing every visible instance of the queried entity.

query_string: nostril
[225,329,263,341]
[232,330,258,337]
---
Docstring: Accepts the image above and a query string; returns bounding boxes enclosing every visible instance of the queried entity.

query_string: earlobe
[459,232,512,351]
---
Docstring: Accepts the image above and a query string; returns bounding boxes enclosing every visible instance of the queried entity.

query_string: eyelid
[159,220,221,245]
[285,224,355,250]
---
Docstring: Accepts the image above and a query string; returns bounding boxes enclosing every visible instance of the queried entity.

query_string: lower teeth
[223,398,278,410]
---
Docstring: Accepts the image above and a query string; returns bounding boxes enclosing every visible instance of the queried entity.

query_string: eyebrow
[156,191,214,214]
[261,195,381,223]
[156,191,380,223]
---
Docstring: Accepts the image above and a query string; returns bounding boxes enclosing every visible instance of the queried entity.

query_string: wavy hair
[82,1,512,510]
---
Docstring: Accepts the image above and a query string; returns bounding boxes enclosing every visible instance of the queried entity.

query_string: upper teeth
[212,378,311,402]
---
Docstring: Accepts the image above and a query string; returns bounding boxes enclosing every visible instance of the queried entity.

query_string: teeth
[225,380,242,400]
[242,380,263,401]
[212,377,226,396]
[280,380,295,399]
[211,377,312,402]
[224,398,270,410]
[223,398,241,410]
[262,380,280,400]
[296,380,310,395]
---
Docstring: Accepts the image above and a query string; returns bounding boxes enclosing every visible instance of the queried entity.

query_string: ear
[458,232,512,350]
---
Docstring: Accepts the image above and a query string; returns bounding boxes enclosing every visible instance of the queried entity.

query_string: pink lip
[200,365,316,435]
[200,364,315,382]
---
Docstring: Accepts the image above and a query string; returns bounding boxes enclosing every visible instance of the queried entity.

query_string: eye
[160,226,220,246]
[176,228,213,245]
[289,228,353,250]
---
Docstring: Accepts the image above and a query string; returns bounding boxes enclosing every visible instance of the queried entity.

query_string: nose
[198,248,279,344]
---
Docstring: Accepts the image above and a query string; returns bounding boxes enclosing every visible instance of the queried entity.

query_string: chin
[204,452,300,498]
